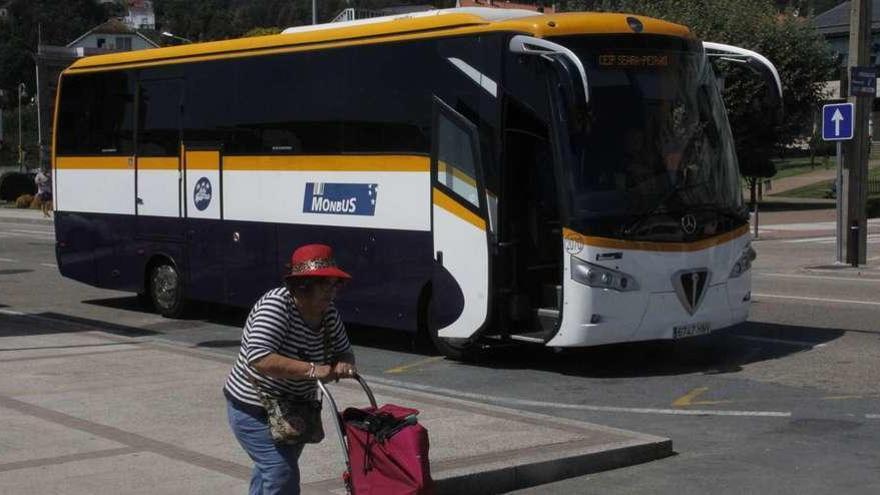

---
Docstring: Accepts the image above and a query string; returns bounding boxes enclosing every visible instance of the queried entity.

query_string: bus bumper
[546,233,752,348]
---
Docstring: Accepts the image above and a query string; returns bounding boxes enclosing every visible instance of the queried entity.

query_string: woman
[34,168,52,218]
[224,244,357,495]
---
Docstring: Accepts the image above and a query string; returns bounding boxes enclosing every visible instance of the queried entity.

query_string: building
[813,0,880,68]
[66,17,158,51]
[455,0,556,13]
[35,18,159,168]
[123,0,156,30]
[813,0,880,140]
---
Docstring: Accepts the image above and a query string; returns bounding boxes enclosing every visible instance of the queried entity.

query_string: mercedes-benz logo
[681,214,698,234]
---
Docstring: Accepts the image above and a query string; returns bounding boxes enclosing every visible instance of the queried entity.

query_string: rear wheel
[149,262,186,318]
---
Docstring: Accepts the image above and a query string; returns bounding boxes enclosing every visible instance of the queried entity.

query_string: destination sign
[598,54,670,68]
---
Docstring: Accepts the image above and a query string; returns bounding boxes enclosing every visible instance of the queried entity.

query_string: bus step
[508,332,548,343]
[537,307,560,332]
[509,308,559,344]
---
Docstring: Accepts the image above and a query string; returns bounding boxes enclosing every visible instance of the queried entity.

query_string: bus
[52,8,781,359]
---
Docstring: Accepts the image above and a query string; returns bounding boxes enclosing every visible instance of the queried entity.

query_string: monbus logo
[303,182,378,216]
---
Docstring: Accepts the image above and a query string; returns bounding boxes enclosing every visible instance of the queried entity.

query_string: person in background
[34,168,52,217]
[224,244,357,495]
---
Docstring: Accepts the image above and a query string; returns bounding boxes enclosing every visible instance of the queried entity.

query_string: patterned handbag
[248,322,332,445]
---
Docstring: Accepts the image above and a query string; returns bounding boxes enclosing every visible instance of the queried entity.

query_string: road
[1,217,878,494]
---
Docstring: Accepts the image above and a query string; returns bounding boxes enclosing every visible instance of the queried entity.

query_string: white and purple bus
[53,8,780,358]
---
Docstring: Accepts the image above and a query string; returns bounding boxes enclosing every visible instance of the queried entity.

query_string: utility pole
[839,0,872,266]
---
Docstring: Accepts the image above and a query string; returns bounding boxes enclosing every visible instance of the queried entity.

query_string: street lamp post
[17,82,25,173]
[161,31,193,44]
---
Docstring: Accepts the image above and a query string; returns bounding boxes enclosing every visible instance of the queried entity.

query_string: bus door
[430,98,492,342]
[135,78,183,231]
[182,144,223,302]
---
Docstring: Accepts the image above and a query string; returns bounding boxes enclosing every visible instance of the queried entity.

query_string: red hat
[285,244,351,280]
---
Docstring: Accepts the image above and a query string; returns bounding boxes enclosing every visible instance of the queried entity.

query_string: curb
[303,378,674,495]
[433,437,673,495]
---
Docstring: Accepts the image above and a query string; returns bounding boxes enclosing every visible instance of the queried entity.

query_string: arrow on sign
[832,109,844,136]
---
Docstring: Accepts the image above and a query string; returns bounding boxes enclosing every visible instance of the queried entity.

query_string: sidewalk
[0,312,671,494]
[764,167,837,196]
[0,204,54,225]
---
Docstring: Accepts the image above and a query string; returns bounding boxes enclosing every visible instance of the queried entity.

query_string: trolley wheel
[149,262,186,318]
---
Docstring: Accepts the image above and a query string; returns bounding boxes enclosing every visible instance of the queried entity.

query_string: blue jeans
[227,400,306,495]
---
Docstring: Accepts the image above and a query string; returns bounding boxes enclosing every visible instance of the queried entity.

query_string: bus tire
[418,287,474,361]
[149,261,186,318]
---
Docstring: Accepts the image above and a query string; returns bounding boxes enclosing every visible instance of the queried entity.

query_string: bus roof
[65,8,693,73]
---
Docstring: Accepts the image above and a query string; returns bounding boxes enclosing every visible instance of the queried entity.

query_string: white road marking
[40,263,57,268]
[783,234,880,245]
[866,414,880,419]
[755,273,880,283]
[0,309,26,316]
[365,375,792,418]
[10,229,54,235]
[753,293,880,307]
[732,335,825,348]
[0,258,18,263]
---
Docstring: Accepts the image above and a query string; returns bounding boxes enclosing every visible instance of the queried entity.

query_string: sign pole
[842,0,872,266]
[836,141,844,262]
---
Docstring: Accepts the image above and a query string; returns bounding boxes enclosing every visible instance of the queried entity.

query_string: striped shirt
[223,287,352,409]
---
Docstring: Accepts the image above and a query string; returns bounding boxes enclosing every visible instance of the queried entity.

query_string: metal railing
[330,7,386,23]
[869,178,880,195]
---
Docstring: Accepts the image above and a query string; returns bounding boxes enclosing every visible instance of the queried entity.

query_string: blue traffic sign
[822,103,854,141]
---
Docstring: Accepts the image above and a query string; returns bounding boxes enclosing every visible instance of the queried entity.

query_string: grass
[782,167,880,199]
[771,156,835,181]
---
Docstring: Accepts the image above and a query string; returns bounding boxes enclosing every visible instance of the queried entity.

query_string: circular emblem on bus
[193,177,212,211]
[681,214,698,234]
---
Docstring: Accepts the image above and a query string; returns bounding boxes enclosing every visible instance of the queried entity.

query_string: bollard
[849,222,859,267]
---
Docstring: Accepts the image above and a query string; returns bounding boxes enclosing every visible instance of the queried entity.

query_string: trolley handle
[316,373,376,495]
[316,373,377,411]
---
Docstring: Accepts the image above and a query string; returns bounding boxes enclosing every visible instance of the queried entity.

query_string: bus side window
[436,114,480,208]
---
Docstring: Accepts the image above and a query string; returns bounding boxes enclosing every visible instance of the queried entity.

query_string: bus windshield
[550,35,745,240]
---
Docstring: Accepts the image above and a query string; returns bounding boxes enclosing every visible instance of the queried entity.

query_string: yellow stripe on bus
[137,157,178,170]
[185,151,220,170]
[63,14,692,74]
[433,187,486,231]
[54,154,430,172]
[223,155,429,172]
[563,224,750,253]
[55,156,131,169]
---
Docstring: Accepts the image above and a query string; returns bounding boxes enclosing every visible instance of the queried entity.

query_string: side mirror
[704,41,784,118]
[509,35,590,105]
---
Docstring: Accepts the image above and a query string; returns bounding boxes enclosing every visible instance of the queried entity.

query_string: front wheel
[419,292,475,361]
[149,262,186,318]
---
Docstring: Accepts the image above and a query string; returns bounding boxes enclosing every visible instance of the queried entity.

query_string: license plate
[673,322,712,339]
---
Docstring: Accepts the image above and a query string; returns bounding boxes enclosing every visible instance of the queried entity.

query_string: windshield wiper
[623,180,710,236]
[687,203,750,223]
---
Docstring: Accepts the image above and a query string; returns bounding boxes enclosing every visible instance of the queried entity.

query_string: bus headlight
[729,245,757,278]
[570,255,639,292]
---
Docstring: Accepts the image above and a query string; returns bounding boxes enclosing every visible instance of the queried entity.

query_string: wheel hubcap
[152,265,178,309]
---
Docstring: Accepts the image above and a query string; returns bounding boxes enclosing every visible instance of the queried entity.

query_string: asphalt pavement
[1,205,879,494]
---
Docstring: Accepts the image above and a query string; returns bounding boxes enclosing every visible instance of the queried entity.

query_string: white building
[123,0,155,30]
[66,18,158,52]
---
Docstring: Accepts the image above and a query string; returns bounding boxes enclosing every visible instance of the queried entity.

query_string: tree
[0,0,113,98]
[594,0,837,185]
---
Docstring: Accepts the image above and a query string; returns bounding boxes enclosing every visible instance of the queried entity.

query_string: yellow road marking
[385,356,446,374]
[672,387,733,407]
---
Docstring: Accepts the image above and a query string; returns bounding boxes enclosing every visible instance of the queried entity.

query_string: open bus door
[429,98,492,358]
